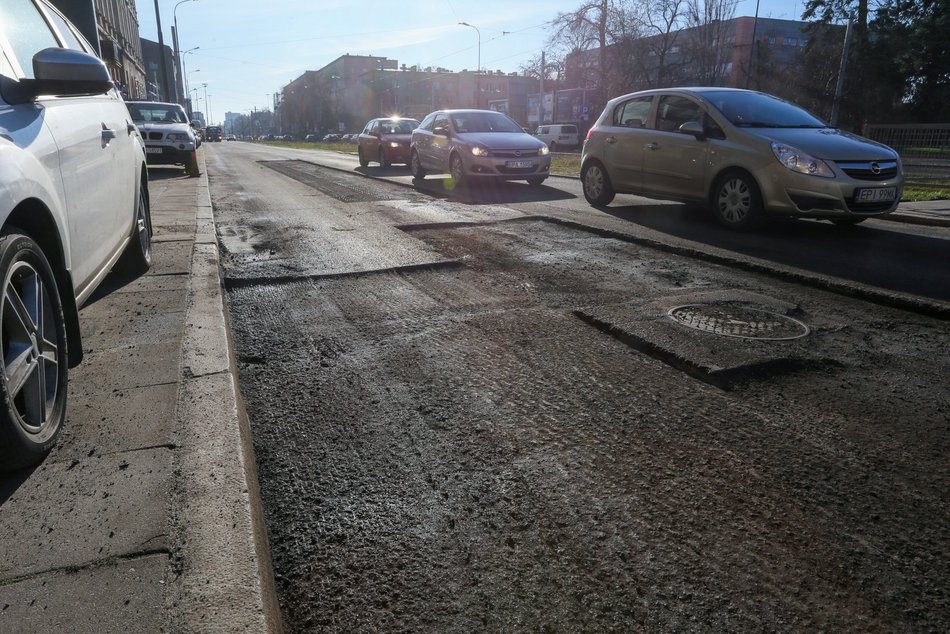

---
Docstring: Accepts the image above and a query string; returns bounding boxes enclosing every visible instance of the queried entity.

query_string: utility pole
[152,0,171,100]
[830,14,854,128]
[538,50,545,127]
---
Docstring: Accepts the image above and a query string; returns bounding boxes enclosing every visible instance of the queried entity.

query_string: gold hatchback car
[581,88,904,228]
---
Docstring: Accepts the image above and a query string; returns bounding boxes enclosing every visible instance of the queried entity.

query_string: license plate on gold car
[506,160,534,168]
[855,187,897,203]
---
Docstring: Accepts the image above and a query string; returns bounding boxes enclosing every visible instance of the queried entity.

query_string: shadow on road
[409,175,576,205]
[599,201,950,302]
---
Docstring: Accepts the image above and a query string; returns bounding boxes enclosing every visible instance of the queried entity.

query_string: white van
[534,124,579,150]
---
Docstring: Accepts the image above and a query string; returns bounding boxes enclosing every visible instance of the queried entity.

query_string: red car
[357,117,420,168]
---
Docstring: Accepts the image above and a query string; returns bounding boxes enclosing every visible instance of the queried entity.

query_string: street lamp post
[459,22,480,108]
[202,83,210,125]
[172,0,198,105]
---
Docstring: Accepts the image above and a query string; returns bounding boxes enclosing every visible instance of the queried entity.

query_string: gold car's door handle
[605,136,617,144]
[645,142,658,150]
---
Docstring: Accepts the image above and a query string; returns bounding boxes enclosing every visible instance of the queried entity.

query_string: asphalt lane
[215,142,950,304]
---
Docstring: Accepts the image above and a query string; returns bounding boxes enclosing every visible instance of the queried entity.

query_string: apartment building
[52,0,146,99]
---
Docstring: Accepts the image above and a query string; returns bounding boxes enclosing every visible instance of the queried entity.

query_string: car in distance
[0,0,152,469]
[126,101,198,169]
[205,125,223,142]
[358,117,420,168]
[534,124,579,151]
[410,109,551,186]
[581,87,904,228]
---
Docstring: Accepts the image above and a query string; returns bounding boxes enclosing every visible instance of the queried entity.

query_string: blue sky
[134,0,808,124]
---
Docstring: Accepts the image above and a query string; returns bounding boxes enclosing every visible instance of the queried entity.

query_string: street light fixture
[458,22,480,107]
[181,47,199,115]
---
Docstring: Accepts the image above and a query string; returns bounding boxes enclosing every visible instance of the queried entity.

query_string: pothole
[668,303,809,341]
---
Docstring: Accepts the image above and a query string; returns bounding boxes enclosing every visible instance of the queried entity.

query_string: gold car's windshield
[705,91,827,129]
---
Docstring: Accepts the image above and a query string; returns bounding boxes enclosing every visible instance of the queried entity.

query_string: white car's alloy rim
[2,260,59,434]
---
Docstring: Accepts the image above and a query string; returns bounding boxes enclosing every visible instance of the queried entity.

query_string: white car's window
[0,0,60,79]
[42,5,88,53]
[614,96,652,128]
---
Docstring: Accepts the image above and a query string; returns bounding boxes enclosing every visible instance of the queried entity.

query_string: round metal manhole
[667,303,810,340]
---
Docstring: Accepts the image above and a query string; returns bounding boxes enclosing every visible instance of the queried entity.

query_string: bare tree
[681,0,738,85]
[549,1,634,99]
[618,0,689,89]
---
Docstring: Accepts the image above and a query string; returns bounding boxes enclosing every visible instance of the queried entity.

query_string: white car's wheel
[0,233,69,470]
[116,184,152,275]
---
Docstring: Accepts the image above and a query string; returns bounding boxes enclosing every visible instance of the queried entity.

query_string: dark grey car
[410,109,551,186]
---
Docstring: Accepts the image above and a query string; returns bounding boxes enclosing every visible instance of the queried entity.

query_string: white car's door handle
[605,136,616,144]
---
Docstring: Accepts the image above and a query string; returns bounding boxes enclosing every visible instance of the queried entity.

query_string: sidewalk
[889,199,950,228]
[0,152,279,633]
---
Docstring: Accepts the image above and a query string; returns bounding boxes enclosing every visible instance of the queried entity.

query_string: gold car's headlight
[771,142,834,178]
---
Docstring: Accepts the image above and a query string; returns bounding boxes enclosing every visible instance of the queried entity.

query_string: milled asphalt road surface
[0,141,950,633]
[0,153,280,634]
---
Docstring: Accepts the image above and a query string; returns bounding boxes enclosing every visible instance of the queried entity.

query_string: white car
[0,0,152,469]
[126,101,198,170]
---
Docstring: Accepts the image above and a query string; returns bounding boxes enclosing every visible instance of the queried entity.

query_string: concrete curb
[169,152,282,632]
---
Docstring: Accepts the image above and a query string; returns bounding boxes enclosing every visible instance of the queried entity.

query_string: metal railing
[865,124,950,180]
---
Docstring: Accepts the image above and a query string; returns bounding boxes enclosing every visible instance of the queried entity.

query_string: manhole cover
[668,303,809,340]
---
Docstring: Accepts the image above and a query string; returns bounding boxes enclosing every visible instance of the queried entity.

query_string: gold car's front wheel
[713,171,763,229]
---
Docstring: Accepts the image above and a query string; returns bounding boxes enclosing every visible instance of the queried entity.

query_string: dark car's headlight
[471,145,489,157]
[771,142,833,178]
[539,145,551,156]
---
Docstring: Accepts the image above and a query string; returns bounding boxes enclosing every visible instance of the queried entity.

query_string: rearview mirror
[1,48,113,104]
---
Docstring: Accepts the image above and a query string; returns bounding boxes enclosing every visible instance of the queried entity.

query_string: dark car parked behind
[358,117,420,168]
